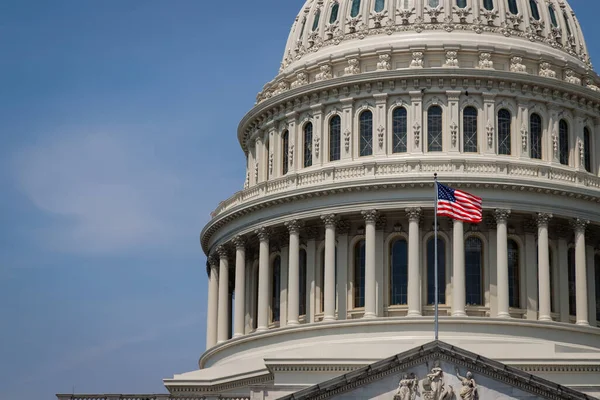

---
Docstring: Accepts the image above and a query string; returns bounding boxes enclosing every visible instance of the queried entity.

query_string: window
[465,237,483,306]
[429,0,440,7]
[359,110,373,157]
[483,0,494,11]
[299,249,307,316]
[456,0,467,8]
[400,0,414,9]
[498,109,512,155]
[304,122,313,168]
[530,113,542,159]
[330,2,340,23]
[299,17,307,39]
[427,238,446,305]
[548,5,558,27]
[563,11,572,36]
[350,0,361,17]
[330,115,341,161]
[584,127,592,172]
[463,106,478,153]
[282,130,289,175]
[595,254,600,322]
[266,139,271,180]
[568,248,576,316]
[427,106,443,152]
[508,239,520,308]
[374,0,385,12]
[271,256,281,323]
[507,0,518,15]
[354,240,366,308]
[312,9,321,31]
[559,120,569,166]
[392,107,408,153]
[529,0,540,21]
[390,239,408,305]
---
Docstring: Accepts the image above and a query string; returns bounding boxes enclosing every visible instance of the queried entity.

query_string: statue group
[394,362,478,400]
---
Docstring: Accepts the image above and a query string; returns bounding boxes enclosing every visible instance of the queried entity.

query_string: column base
[538,316,553,322]
[323,316,336,322]
[497,312,511,318]
[452,311,467,317]
[407,311,422,317]
[576,320,590,326]
[363,312,377,319]
[256,327,268,333]
[287,320,300,326]
[233,333,244,338]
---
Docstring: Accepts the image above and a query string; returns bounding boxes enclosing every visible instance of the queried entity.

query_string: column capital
[536,213,553,228]
[376,215,387,230]
[321,214,339,228]
[494,209,511,223]
[571,218,590,234]
[216,245,230,259]
[337,220,351,234]
[304,226,319,240]
[285,219,305,234]
[232,235,246,250]
[361,209,379,223]
[208,253,220,267]
[254,226,271,241]
[405,207,422,222]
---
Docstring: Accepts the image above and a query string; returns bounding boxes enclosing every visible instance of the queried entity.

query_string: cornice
[165,372,273,396]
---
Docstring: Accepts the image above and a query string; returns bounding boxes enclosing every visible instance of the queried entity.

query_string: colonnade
[205,209,595,349]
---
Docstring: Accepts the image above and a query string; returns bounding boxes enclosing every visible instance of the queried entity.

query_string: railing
[56,396,250,400]
[210,159,600,218]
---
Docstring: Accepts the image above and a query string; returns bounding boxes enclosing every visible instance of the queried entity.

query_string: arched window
[463,106,478,153]
[568,248,576,316]
[299,249,307,316]
[530,113,542,159]
[529,0,540,20]
[507,0,519,15]
[483,0,494,11]
[392,107,408,153]
[427,238,446,305]
[456,0,467,8]
[508,239,520,308]
[312,9,321,31]
[329,115,341,161]
[427,106,443,152]
[330,2,340,23]
[390,238,408,305]
[465,237,483,306]
[282,130,289,175]
[548,5,558,27]
[584,127,592,172]
[304,122,313,168]
[559,120,569,166]
[374,0,386,12]
[429,0,440,7]
[354,240,366,308]
[266,139,271,180]
[595,254,600,322]
[271,256,281,323]
[562,11,572,36]
[359,110,373,157]
[350,0,361,17]
[498,109,512,155]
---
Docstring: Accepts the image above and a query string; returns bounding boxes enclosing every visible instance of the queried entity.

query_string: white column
[285,220,302,326]
[452,220,466,317]
[279,245,289,328]
[495,209,511,318]
[336,223,350,320]
[586,245,596,325]
[233,236,246,337]
[244,256,253,334]
[525,228,537,320]
[537,214,553,322]
[217,246,230,343]
[322,214,338,321]
[557,238,570,323]
[406,208,422,317]
[206,256,219,349]
[362,210,378,319]
[306,232,317,323]
[572,219,590,326]
[255,227,270,332]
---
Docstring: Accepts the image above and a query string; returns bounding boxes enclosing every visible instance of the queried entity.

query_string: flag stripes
[436,183,482,223]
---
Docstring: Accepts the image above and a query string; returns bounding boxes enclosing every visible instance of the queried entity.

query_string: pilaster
[406,207,422,316]
[409,91,423,154]
[340,98,354,161]
[286,112,299,174]
[517,103,529,159]
[482,93,496,155]
[447,90,461,154]
[311,104,324,167]
[374,93,388,156]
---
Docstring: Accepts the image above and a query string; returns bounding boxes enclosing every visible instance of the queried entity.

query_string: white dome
[281,0,591,72]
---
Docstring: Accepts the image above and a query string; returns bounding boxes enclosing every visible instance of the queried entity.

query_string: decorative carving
[578,138,585,166]
[344,58,360,76]
[520,125,528,152]
[254,162,259,182]
[422,361,454,400]
[207,253,219,268]
[394,373,418,400]
[378,125,385,149]
[539,62,556,78]
[426,6,443,24]
[486,122,494,149]
[585,77,600,92]
[244,171,250,189]
[454,7,471,24]
[450,122,458,147]
[414,122,421,148]
[314,136,320,158]
[377,54,392,71]
[285,219,304,234]
[321,214,338,228]
[289,144,295,167]
[444,51,458,67]
[232,235,246,250]
[344,129,351,152]
[571,218,589,234]
[410,51,424,68]
[478,53,493,69]
[564,69,581,85]
[536,213,553,228]
[405,207,422,222]
[268,153,274,175]
[291,71,308,89]
[376,214,387,230]
[315,64,333,81]
[254,226,270,241]
[216,244,229,259]
[337,220,351,235]
[552,131,558,158]
[397,8,413,25]
[361,209,379,223]
[273,80,290,95]
[510,56,526,73]
[494,209,511,223]
[455,368,477,400]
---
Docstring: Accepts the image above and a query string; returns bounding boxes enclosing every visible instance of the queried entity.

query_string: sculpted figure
[455,368,477,400]
[394,373,418,400]
[422,361,454,400]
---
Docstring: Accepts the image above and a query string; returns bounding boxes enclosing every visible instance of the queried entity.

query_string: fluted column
[255,227,270,332]
[206,255,219,349]
[233,236,246,337]
[495,209,511,318]
[285,219,303,326]
[452,220,466,317]
[572,219,590,326]
[217,246,230,343]
[537,213,553,322]
[362,210,378,319]
[322,214,338,322]
[406,208,422,317]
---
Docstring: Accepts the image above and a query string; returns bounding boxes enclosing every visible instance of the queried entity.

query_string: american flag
[436,183,482,223]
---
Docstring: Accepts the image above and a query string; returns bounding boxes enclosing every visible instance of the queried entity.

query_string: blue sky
[0,1,598,399]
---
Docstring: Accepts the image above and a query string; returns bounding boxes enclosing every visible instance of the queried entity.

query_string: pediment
[279,341,592,400]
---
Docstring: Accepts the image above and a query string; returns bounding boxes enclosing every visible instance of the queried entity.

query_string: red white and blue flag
[436,183,482,224]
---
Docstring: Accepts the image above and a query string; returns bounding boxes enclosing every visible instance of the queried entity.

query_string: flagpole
[434,173,439,341]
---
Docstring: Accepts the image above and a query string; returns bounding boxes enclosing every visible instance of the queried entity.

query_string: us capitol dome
[59,1,600,399]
